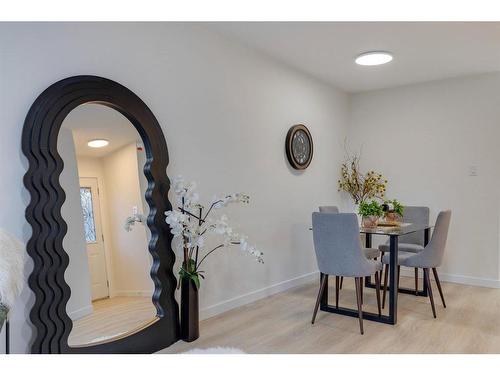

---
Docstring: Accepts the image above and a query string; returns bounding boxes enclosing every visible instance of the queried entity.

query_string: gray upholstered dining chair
[381,210,451,318]
[379,206,430,300]
[311,213,382,334]
[317,205,379,291]
[319,206,340,213]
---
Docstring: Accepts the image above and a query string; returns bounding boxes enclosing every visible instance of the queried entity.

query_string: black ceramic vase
[180,277,200,342]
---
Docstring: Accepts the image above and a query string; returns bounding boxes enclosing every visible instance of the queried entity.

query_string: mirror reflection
[57,103,156,347]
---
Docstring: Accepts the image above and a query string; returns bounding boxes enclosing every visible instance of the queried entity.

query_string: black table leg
[365,232,372,248]
[388,235,398,324]
[364,233,372,287]
[422,228,431,296]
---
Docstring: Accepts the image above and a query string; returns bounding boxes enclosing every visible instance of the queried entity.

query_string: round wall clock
[285,124,313,170]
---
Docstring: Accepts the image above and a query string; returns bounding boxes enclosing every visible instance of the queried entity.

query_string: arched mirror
[59,104,156,347]
[22,76,179,353]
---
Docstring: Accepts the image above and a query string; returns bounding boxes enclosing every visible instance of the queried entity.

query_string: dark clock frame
[22,75,180,353]
[285,124,313,170]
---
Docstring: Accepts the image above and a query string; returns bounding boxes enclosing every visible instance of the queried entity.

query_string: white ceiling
[207,22,500,93]
[62,103,141,158]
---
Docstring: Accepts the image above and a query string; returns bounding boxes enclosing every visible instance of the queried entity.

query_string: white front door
[79,177,109,301]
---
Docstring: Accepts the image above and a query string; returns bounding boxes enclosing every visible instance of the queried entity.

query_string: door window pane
[80,187,97,243]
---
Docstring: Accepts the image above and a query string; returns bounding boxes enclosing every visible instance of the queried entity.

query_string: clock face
[292,129,311,165]
[285,124,313,170]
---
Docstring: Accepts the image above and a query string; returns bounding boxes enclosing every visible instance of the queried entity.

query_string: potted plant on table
[358,200,384,228]
[165,176,263,342]
[382,199,404,224]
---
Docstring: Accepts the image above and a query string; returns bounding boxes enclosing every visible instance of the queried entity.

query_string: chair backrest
[312,212,376,277]
[400,206,430,245]
[411,210,451,268]
[319,206,339,213]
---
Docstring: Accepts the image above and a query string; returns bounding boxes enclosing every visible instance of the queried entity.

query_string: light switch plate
[469,165,478,176]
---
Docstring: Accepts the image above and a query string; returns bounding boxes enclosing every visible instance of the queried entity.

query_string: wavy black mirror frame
[22,76,180,353]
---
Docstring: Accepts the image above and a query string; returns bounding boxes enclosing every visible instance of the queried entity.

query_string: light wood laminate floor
[69,296,156,347]
[159,276,500,353]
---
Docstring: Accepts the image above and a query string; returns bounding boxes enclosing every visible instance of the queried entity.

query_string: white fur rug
[0,228,25,310]
[183,347,245,354]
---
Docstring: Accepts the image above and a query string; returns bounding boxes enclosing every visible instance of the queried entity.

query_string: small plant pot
[362,215,379,228]
[384,212,402,223]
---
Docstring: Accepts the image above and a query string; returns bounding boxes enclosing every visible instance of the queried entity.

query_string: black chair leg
[312,274,327,324]
[423,268,437,318]
[360,278,364,304]
[415,268,419,295]
[335,276,340,308]
[379,251,385,281]
[374,271,382,316]
[432,268,446,308]
[354,277,364,335]
[339,276,343,289]
[382,263,389,309]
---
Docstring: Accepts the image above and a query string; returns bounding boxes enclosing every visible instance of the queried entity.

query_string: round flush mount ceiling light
[355,51,393,66]
[87,139,109,148]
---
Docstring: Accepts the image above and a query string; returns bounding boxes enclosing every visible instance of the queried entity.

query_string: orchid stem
[203,200,223,221]
[196,241,240,270]
[195,206,202,266]
[178,207,205,223]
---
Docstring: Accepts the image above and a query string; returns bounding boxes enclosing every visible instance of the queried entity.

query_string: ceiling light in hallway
[87,139,109,148]
[355,51,393,66]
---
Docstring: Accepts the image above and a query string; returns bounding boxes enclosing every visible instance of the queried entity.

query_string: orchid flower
[164,175,263,288]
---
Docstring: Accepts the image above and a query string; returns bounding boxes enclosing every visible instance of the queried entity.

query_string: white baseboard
[399,268,500,288]
[200,271,319,320]
[68,305,93,320]
[114,290,152,297]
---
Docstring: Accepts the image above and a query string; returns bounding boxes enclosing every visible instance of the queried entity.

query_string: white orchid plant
[165,176,263,289]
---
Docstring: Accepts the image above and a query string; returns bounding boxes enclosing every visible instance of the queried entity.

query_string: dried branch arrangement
[338,149,387,204]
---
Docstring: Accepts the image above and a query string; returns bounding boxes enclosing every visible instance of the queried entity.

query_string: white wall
[57,128,93,320]
[0,23,349,352]
[348,73,500,286]
[101,143,153,296]
[136,144,151,240]
[77,146,152,297]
